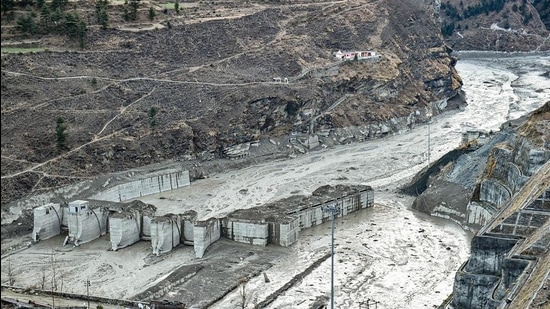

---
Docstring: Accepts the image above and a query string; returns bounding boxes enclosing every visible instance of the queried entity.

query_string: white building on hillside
[334,50,381,61]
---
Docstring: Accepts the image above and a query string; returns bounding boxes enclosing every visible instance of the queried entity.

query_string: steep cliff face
[1,0,463,206]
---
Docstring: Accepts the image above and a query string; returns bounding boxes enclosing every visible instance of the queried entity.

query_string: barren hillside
[1,0,469,207]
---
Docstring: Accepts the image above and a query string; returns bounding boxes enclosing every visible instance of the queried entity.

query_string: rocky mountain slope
[2,0,549,209]
[2,0,464,207]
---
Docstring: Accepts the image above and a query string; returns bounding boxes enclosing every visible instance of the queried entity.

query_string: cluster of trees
[440,0,537,37]
[95,0,109,29]
[3,0,159,47]
[441,0,506,20]
[3,0,88,47]
[3,0,185,45]
[122,0,139,21]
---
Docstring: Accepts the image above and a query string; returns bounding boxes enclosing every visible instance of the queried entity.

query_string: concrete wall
[180,211,197,244]
[67,200,108,246]
[61,206,69,227]
[182,218,194,243]
[464,236,518,275]
[479,179,512,208]
[142,215,153,240]
[493,258,530,301]
[220,188,374,250]
[268,218,300,247]
[194,218,220,258]
[151,215,182,256]
[221,219,269,246]
[109,210,141,251]
[452,235,519,309]
[296,189,373,229]
[32,203,62,242]
[90,170,190,202]
[297,206,324,229]
[466,201,496,230]
[453,271,500,309]
[194,188,373,255]
[513,137,550,176]
[452,186,550,308]
[341,191,370,214]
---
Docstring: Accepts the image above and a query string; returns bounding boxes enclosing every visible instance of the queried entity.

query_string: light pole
[85,279,90,309]
[427,111,432,166]
[324,202,340,309]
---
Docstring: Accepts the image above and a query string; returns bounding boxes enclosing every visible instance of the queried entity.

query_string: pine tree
[55,117,67,152]
[148,107,158,130]
[148,6,155,21]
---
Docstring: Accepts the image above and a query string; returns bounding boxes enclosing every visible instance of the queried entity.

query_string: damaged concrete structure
[150,211,197,255]
[223,184,373,247]
[90,169,190,202]
[31,171,374,262]
[221,218,269,246]
[151,214,182,256]
[110,211,141,251]
[31,198,158,250]
[194,218,221,258]
[452,176,549,309]
[32,203,62,242]
[32,169,187,251]
[109,201,157,251]
[195,184,374,258]
[181,211,197,246]
[66,200,109,246]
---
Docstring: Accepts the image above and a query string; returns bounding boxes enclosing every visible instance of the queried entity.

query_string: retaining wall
[67,200,108,245]
[194,218,221,258]
[32,203,62,242]
[90,170,190,202]
[151,215,182,256]
[221,219,269,246]
[110,210,141,251]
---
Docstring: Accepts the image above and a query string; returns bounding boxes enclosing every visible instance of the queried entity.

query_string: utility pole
[324,201,340,309]
[85,279,90,309]
[427,111,433,166]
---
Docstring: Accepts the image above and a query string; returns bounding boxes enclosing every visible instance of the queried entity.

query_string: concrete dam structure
[31,169,188,250]
[448,125,550,309]
[31,166,373,264]
[109,201,157,251]
[151,211,196,256]
[194,184,374,258]
[452,163,549,309]
[404,103,549,309]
